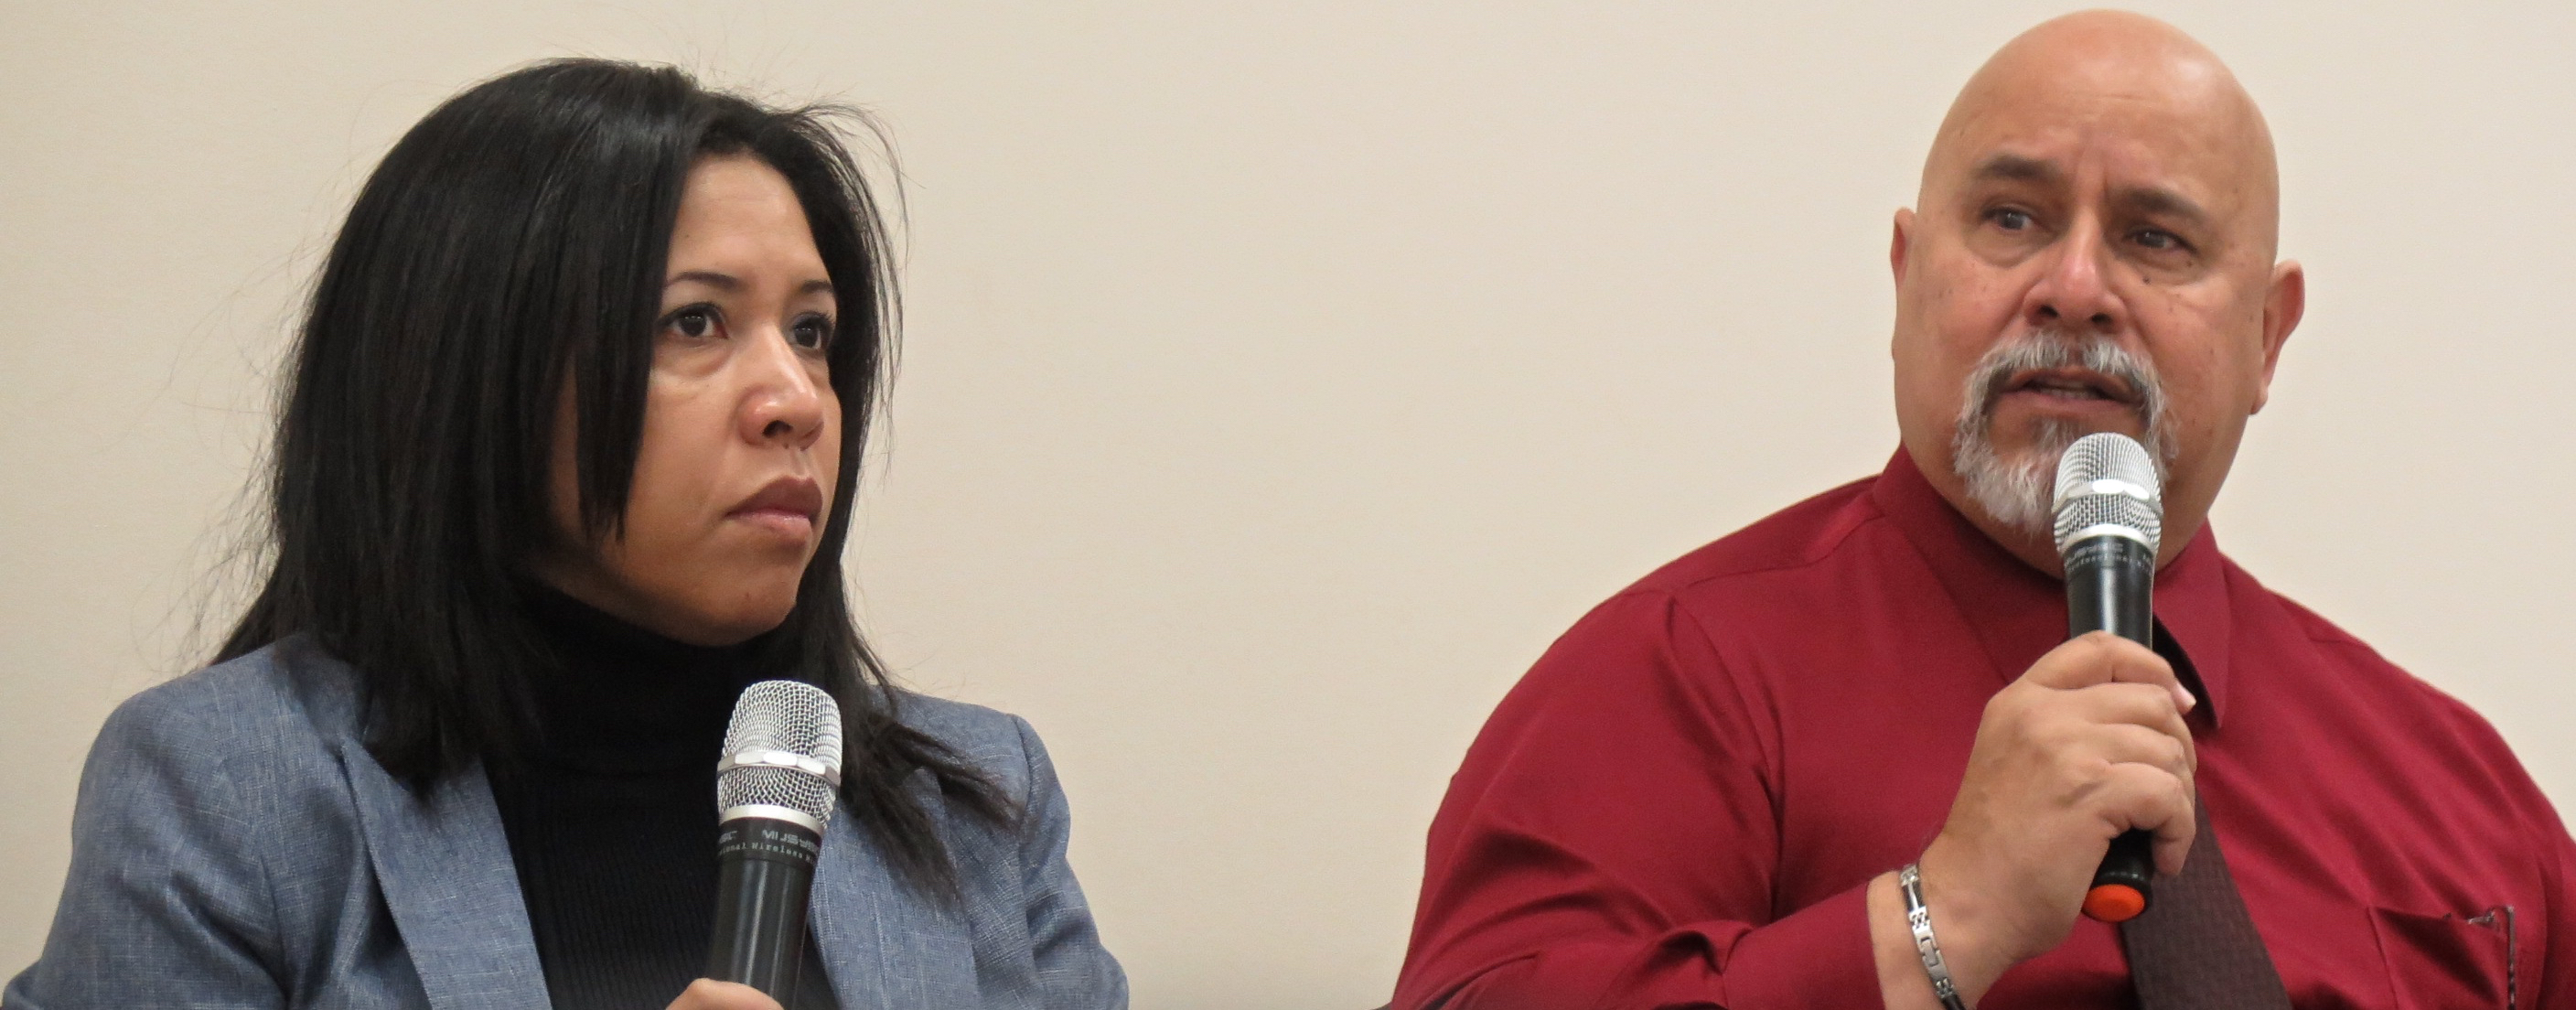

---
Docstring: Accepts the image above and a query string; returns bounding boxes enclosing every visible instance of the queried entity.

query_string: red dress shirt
[1398,450,2574,1009]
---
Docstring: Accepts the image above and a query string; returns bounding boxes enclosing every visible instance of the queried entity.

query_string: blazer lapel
[340,745,551,1010]
[810,770,980,1009]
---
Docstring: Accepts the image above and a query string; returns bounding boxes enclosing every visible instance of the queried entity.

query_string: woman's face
[536,154,843,646]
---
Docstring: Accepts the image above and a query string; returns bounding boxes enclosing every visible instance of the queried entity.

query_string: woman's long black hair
[219,59,1009,895]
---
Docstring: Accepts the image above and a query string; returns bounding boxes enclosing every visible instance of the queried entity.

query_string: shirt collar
[1868,447,2236,727]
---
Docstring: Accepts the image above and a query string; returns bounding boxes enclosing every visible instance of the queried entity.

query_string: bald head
[1887,11,2304,574]
[1927,11,2281,258]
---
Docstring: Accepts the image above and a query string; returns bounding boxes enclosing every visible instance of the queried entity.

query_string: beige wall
[5,2,2571,1005]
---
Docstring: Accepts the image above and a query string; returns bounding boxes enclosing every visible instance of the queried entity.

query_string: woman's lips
[731,507,815,539]
[729,477,824,540]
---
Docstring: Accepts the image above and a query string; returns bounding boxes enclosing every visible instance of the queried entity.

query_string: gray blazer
[5,637,1127,1009]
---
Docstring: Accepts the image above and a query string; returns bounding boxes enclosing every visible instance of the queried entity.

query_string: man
[1396,11,2574,1008]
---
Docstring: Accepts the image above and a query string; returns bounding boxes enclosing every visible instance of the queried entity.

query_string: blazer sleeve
[5,683,288,1009]
[1009,715,1130,1010]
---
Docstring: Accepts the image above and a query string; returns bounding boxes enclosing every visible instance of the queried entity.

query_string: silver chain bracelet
[1899,863,1970,1010]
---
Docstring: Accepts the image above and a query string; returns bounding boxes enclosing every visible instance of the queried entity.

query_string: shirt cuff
[1717,880,1885,1009]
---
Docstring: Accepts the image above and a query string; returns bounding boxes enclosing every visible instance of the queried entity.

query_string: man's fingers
[2092,723,2195,786]
[2066,683,2196,765]
[2096,763,2197,876]
[2023,631,2194,713]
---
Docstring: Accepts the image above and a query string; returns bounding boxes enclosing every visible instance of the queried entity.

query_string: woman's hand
[665,979,784,1010]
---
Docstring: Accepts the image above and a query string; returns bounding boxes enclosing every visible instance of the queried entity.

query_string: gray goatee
[1948,331,2173,537]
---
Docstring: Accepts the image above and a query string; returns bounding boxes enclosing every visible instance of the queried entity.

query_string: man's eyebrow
[2113,187,2211,227]
[1969,156,2214,227]
[1970,153,2062,185]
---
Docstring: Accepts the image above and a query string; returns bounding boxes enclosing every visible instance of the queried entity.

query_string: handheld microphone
[2052,432,2164,924]
[706,680,844,1002]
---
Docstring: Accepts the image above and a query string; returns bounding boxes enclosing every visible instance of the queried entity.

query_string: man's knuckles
[2094,763,2195,833]
[2023,632,2174,691]
[2090,681,2184,719]
[2028,736,2189,811]
[1989,684,2183,748]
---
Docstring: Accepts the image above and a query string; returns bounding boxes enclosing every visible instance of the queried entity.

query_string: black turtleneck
[490,586,837,1010]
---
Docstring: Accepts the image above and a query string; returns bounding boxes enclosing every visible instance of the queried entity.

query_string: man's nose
[2023,217,2126,335]
[737,328,828,448]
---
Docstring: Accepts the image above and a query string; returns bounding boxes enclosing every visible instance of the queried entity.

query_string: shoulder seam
[1651,508,1890,596]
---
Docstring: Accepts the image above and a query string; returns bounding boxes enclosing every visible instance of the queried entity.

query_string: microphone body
[2063,534,2154,645]
[706,681,845,1004]
[2063,529,2158,921]
[2052,432,2164,924]
[708,812,824,993]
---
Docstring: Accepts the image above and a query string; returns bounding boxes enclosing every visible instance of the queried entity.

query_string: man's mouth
[2001,367,2138,405]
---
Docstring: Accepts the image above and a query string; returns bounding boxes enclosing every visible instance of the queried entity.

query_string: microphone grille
[715,680,844,824]
[2051,432,2163,554]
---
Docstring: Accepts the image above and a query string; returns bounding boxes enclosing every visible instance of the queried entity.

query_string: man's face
[1890,36,2301,564]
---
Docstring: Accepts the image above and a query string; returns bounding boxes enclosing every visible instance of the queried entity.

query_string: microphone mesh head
[2051,432,2163,554]
[715,680,844,824]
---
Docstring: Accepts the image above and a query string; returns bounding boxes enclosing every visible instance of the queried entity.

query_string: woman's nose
[736,328,829,447]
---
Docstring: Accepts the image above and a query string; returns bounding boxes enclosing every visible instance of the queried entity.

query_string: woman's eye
[789,315,835,351]
[664,306,721,340]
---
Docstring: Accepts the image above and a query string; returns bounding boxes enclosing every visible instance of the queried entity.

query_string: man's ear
[2251,260,2305,414]
[1889,209,1917,361]
[1890,208,1916,284]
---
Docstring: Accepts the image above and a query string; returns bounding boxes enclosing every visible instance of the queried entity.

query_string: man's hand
[1871,630,2198,1007]
[665,979,783,1010]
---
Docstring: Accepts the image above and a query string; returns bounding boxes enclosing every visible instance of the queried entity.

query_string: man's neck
[1934,477,2205,576]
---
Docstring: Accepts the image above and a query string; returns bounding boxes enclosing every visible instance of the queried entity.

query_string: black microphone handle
[2065,534,2155,644]
[2064,533,2158,921]
[707,814,823,1000]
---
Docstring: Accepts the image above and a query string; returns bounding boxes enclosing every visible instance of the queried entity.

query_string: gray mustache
[1963,333,2166,435]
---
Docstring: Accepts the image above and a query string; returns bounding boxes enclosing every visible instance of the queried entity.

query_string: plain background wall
[5,2,2571,1005]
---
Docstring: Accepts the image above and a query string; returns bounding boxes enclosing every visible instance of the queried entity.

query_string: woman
[5,59,1124,1010]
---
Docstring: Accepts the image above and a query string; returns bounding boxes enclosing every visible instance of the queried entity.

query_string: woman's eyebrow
[663,272,833,297]
[665,270,741,290]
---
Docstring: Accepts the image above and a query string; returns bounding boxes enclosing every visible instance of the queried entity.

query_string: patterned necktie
[2124,624,2293,1008]
[2120,798,2292,1008]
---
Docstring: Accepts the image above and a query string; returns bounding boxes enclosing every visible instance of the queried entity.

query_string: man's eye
[2131,228,2185,252]
[789,315,835,351]
[664,306,722,340]
[1987,208,2035,231]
